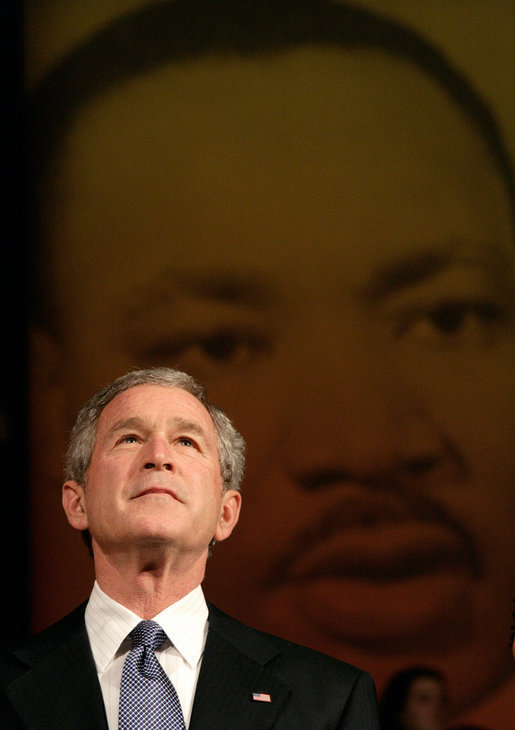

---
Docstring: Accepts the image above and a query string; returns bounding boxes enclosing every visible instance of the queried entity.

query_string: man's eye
[193,330,268,365]
[427,301,500,334]
[178,437,195,448]
[119,434,139,444]
[200,332,246,362]
[398,299,505,345]
[135,328,271,372]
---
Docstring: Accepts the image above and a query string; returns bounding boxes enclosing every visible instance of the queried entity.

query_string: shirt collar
[85,580,208,673]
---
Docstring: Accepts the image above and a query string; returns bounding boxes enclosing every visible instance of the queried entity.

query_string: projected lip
[267,492,480,647]
[274,492,479,585]
[286,522,473,582]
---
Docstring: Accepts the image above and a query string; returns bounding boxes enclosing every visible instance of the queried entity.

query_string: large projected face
[34,47,514,718]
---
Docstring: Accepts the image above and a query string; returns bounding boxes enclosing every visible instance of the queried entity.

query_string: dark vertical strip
[0,0,29,639]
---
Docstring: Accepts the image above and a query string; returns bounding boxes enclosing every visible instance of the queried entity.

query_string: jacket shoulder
[0,604,108,730]
[199,604,380,729]
[0,603,88,685]
[208,602,362,674]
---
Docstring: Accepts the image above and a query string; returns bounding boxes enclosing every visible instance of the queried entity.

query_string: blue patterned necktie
[118,619,186,730]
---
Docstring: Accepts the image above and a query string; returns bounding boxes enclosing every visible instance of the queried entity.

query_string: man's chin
[248,581,508,720]
[119,529,211,558]
[95,530,180,555]
[249,570,475,657]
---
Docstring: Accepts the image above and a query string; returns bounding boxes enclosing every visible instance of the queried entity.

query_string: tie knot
[130,620,168,651]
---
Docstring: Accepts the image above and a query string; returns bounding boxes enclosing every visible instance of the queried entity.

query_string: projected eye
[398,298,506,345]
[138,328,271,372]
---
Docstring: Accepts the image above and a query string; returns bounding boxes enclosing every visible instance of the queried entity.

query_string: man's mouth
[285,521,474,582]
[135,487,180,500]
[273,491,480,585]
[266,490,480,649]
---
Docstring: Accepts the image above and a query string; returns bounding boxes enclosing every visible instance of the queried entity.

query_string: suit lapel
[4,603,295,729]
[190,605,290,730]
[4,606,107,730]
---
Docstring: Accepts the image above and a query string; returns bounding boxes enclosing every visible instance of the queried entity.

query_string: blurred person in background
[379,666,447,730]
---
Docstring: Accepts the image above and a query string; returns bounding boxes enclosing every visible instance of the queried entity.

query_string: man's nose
[278,323,446,486]
[141,436,173,471]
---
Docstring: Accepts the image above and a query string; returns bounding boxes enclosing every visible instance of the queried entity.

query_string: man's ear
[214,490,242,543]
[62,480,89,531]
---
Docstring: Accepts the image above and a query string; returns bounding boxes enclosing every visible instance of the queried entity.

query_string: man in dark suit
[0,367,379,728]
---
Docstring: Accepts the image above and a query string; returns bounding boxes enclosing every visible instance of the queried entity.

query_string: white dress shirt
[85,581,208,729]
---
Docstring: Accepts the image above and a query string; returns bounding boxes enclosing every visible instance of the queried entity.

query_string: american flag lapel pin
[252,692,272,703]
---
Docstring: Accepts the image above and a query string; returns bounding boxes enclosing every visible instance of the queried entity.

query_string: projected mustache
[270,475,481,585]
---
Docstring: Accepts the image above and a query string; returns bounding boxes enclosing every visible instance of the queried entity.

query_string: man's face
[35,47,514,715]
[399,676,447,730]
[65,384,238,558]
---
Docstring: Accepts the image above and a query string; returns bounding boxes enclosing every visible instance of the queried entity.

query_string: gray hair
[65,367,245,492]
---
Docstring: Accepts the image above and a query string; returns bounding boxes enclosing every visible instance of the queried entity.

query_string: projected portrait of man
[27,1,514,725]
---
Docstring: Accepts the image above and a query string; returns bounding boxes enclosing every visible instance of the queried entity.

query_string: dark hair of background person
[2,0,29,639]
[379,666,446,730]
[25,0,515,336]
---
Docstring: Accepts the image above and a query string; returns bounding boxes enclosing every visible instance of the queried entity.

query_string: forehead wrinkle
[171,416,207,439]
[104,416,152,438]
[104,414,208,438]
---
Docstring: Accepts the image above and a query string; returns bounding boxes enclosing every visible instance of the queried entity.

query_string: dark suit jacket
[0,602,379,729]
